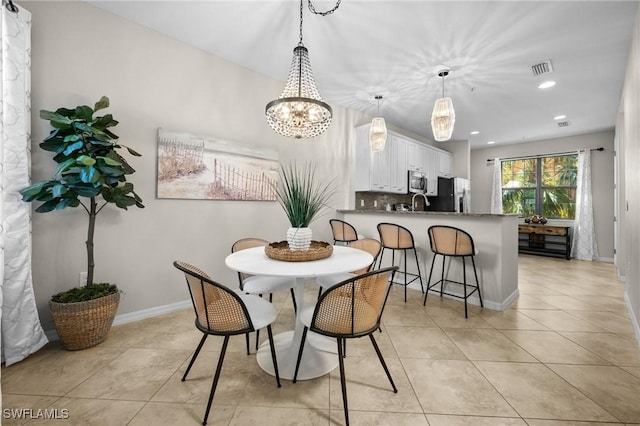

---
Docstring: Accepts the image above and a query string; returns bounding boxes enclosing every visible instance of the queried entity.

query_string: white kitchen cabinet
[406,141,425,171]
[423,147,438,196]
[438,151,453,177]
[355,124,452,194]
[354,124,390,192]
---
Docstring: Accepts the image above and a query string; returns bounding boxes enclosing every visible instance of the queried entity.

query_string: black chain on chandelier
[2,0,19,13]
[299,0,342,44]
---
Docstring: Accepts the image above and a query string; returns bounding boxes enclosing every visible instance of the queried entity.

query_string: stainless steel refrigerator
[427,177,471,213]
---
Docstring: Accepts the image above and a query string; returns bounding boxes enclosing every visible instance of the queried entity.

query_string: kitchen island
[336,209,520,311]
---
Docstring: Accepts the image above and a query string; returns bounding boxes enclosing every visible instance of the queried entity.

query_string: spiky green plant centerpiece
[20,96,144,302]
[274,162,335,250]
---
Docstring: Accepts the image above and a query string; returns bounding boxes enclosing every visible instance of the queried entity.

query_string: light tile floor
[3,255,640,425]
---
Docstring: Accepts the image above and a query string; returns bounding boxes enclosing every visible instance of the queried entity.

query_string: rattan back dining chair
[330,219,359,245]
[424,225,483,318]
[316,238,382,294]
[174,260,281,425]
[293,266,399,426]
[232,238,297,349]
[377,222,424,302]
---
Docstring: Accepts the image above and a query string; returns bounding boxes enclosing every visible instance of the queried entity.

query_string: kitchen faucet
[411,192,430,211]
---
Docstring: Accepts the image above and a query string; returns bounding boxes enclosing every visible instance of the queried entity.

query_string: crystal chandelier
[369,95,387,152]
[265,0,340,139]
[431,69,455,141]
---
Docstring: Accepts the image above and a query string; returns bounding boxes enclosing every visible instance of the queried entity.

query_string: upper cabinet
[388,135,408,193]
[438,151,453,178]
[354,124,453,194]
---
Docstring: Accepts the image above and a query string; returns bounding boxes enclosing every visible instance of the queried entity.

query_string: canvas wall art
[157,129,279,201]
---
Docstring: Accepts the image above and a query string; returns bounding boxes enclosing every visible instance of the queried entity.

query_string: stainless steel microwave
[408,170,427,194]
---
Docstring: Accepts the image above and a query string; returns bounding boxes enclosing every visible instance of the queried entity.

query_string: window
[501,154,577,219]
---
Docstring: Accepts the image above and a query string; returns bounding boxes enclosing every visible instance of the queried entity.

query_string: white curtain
[1,2,48,366]
[490,158,503,214]
[571,150,599,261]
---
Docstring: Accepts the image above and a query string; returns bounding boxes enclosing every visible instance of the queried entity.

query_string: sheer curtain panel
[490,159,503,214]
[1,2,48,366]
[571,150,599,261]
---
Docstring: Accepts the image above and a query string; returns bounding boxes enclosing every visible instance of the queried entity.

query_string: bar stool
[377,222,423,302]
[330,219,359,245]
[423,225,483,318]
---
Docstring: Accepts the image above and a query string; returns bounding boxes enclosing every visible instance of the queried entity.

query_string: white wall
[27,1,366,330]
[470,131,615,261]
[617,5,640,343]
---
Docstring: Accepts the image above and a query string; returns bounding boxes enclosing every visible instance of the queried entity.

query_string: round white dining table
[225,245,373,380]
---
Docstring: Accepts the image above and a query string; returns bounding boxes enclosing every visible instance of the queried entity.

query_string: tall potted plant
[20,96,144,350]
[274,162,336,250]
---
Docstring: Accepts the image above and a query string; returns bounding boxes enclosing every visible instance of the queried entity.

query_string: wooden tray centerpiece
[265,240,333,262]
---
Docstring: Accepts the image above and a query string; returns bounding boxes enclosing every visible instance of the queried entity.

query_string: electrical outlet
[374,200,378,208]
[360,199,364,207]
[79,272,87,286]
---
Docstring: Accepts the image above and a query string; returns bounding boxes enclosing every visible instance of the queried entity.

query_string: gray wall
[27,1,366,330]
[470,131,615,261]
[616,5,640,343]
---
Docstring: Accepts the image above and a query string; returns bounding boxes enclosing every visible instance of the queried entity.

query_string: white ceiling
[88,1,638,149]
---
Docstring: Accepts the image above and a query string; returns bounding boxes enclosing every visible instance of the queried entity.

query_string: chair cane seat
[240,294,278,331]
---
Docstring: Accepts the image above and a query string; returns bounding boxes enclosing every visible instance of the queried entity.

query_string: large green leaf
[98,155,121,166]
[20,181,48,200]
[62,141,84,156]
[51,184,68,198]
[124,145,141,157]
[94,96,109,112]
[54,158,76,178]
[35,199,59,213]
[40,138,66,153]
[63,134,81,143]
[76,155,96,166]
[40,110,72,124]
[79,166,99,183]
[75,105,94,122]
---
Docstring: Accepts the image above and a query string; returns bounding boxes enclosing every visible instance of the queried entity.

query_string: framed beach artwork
[156,128,279,201]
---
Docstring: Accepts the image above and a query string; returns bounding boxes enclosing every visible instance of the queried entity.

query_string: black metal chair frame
[423,225,484,318]
[292,266,399,426]
[330,218,359,245]
[377,222,424,302]
[174,261,281,425]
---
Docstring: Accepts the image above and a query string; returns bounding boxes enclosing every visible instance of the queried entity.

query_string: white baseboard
[598,257,614,263]
[44,299,192,342]
[624,291,640,347]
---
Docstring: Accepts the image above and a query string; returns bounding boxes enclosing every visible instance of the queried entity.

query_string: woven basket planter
[49,291,120,351]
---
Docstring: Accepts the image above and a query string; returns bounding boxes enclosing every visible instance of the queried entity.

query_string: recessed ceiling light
[470,131,479,135]
[553,114,566,120]
[538,81,556,89]
[487,141,495,145]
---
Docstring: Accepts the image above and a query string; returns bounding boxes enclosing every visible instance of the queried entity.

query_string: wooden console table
[518,224,571,260]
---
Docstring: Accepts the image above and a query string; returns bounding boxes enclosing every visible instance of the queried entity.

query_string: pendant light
[265,0,339,139]
[431,69,455,141]
[369,95,387,152]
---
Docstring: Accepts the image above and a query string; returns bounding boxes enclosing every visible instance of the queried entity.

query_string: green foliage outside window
[501,155,577,219]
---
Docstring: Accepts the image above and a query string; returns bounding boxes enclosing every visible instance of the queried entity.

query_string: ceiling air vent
[531,60,554,76]
[557,120,571,128]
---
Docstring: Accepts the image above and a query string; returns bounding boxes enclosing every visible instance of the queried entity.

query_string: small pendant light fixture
[369,95,387,152]
[265,0,340,139]
[431,69,456,141]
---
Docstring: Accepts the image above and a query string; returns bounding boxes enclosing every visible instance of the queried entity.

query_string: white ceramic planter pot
[287,227,312,250]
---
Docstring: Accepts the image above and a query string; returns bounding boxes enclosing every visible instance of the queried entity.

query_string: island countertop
[336,209,520,311]
[337,209,518,218]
